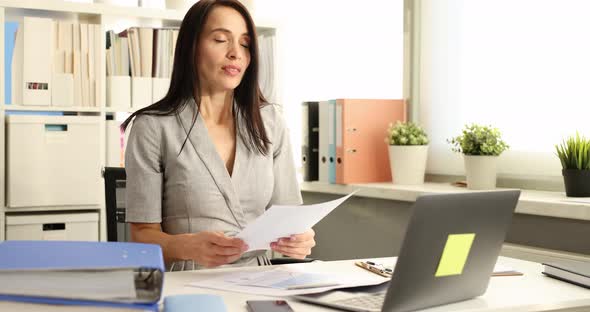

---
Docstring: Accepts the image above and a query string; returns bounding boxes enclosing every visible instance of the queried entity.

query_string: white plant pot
[464,155,498,190]
[388,145,429,185]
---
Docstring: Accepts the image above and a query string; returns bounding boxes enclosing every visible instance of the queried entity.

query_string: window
[419,0,590,178]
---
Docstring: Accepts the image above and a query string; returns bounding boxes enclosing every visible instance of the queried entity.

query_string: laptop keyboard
[332,292,386,310]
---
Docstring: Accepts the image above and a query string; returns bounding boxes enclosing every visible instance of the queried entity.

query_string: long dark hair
[121,0,270,155]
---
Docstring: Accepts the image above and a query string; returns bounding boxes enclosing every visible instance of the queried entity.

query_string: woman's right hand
[176,231,248,268]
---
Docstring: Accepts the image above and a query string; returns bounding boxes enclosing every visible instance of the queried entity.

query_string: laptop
[295,190,521,312]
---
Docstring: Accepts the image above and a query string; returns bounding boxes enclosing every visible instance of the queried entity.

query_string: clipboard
[355,261,392,278]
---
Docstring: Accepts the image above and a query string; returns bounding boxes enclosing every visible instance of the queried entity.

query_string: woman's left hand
[270,229,316,259]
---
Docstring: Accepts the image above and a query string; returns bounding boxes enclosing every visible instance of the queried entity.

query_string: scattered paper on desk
[493,264,523,276]
[187,265,387,296]
[237,191,357,251]
[224,269,340,289]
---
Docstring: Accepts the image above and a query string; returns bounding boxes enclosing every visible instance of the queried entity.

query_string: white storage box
[6,115,101,208]
[132,76,152,110]
[152,77,170,103]
[5,212,99,241]
[107,75,131,109]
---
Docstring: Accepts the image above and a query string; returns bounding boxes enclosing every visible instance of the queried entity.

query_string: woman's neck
[197,91,234,125]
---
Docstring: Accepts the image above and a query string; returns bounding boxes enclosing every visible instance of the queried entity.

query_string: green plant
[555,133,590,170]
[448,124,509,156]
[386,121,429,145]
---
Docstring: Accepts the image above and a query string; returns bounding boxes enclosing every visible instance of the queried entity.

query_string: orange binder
[335,99,407,184]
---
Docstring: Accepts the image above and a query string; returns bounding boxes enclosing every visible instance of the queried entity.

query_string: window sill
[300,182,590,221]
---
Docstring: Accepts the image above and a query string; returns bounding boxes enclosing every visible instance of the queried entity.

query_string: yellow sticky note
[435,233,475,277]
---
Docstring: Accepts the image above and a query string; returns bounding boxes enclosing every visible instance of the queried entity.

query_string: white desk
[163,256,590,312]
[1,256,588,311]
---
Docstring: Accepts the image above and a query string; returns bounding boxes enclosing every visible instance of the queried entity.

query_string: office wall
[255,0,405,170]
[305,192,413,261]
[305,192,590,261]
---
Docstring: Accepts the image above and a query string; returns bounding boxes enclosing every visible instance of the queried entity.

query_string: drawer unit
[6,212,99,241]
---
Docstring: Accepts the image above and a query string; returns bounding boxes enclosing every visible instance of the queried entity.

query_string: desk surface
[1,257,588,311]
[163,256,590,312]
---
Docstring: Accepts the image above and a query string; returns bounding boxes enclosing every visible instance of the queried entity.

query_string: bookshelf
[0,1,279,242]
[5,105,101,112]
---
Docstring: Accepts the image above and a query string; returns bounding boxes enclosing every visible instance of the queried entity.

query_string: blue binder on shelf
[4,22,19,105]
[0,240,164,311]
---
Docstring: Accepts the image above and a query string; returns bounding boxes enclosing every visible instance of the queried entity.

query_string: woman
[122,0,315,270]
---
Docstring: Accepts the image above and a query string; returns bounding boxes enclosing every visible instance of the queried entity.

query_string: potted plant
[448,124,509,190]
[555,133,590,197]
[386,121,429,184]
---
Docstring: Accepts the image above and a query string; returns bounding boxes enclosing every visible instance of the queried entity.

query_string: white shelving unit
[5,105,101,112]
[0,0,278,242]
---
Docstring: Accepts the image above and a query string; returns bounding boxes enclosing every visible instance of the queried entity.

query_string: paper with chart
[187,265,388,296]
[237,191,357,252]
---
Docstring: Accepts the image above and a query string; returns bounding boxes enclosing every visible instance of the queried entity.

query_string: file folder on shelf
[4,22,19,105]
[335,99,407,184]
[318,101,330,183]
[328,100,337,184]
[23,17,54,106]
[0,241,164,311]
[302,101,319,181]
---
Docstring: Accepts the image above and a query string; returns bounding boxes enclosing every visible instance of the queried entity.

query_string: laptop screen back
[383,190,520,312]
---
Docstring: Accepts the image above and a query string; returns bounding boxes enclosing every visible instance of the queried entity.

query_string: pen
[286,282,341,290]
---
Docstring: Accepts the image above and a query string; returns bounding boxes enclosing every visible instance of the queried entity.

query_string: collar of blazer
[176,98,248,229]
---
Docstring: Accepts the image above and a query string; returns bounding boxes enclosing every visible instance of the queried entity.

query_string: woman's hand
[270,229,316,259]
[176,231,248,268]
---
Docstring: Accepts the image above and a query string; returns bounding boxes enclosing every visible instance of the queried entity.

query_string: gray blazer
[125,98,302,270]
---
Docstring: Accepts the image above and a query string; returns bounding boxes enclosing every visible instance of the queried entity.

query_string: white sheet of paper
[224,269,341,289]
[237,191,357,251]
[187,266,387,296]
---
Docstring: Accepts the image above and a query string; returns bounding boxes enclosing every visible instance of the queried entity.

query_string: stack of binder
[0,241,164,311]
[303,99,407,184]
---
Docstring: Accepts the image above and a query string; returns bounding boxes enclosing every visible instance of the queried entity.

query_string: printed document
[237,191,357,251]
[188,265,387,296]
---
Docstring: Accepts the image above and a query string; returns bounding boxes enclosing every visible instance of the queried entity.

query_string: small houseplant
[555,133,590,197]
[386,121,429,184]
[448,124,509,190]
